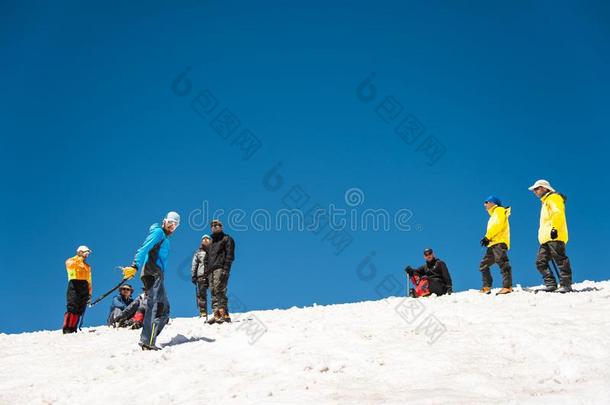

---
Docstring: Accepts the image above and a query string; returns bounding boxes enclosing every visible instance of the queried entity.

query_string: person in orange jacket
[63,245,92,333]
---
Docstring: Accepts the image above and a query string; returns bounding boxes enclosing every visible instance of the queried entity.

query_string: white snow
[1,280,610,405]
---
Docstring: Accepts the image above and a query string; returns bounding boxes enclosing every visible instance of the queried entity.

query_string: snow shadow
[573,287,604,293]
[162,334,216,348]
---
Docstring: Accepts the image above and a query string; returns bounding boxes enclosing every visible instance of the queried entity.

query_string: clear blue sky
[2,1,609,333]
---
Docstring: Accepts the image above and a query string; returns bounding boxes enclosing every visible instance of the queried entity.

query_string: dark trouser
[140,274,170,347]
[428,279,448,296]
[63,279,89,334]
[195,276,209,313]
[210,268,230,312]
[536,241,573,288]
[479,243,512,288]
[107,308,122,325]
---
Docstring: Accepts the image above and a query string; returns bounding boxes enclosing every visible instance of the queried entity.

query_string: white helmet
[77,245,91,254]
[164,211,181,225]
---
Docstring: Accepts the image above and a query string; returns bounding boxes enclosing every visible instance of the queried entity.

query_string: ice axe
[89,274,129,307]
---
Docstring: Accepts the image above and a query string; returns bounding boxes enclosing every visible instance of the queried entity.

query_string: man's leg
[196,278,208,314]
[427,279,447,296]
[219,269,230,316]
[492,244,513,289]
[535,244,557,288]
[140,275,161,346]
[548,241,573,288]
[210,269,222,313]
[151,278,170,338]
[479,249,494,288]
[63,280,87,333]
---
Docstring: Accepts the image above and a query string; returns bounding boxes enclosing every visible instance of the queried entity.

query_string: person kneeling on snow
[112,288,148,329]
[405,248,453,297]
[107,284,134,325]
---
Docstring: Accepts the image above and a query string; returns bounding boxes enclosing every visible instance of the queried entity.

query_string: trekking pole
[89,276,129,307]
[78,306,87,331]
[549,260,561,282]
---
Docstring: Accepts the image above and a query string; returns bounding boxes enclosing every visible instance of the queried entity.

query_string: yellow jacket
[65,255,92,294]
[538,192,568,244]
[485,205,511,249]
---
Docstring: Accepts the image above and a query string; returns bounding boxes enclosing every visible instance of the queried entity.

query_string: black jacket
[204,232,235,272]
[416,258,452,289]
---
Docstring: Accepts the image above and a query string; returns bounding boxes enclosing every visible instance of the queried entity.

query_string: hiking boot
[479,287,491,294]
[556,285,573,293]
[539,285,558,292]
[208,310,222,324]
[139,342,161,351]
[199,311,208,319]
[217,308,229,324]
[496,287,513,295]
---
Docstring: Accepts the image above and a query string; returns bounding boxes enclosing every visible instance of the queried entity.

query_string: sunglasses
[211,224,222,228]
[166,220,179,227]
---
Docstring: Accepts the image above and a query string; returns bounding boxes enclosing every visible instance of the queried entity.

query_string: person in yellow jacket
[62,245,92,334]
[479,196,513,295]
[529,179,573,292]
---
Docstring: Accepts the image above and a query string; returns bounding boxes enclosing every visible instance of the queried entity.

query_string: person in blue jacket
[107,284,134,325]
[121,211,180,351]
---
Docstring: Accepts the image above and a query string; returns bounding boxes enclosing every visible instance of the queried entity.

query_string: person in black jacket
[204,219,235,324]
[413,248,453,296]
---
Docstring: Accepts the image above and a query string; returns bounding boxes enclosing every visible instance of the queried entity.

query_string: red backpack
[409,273,431,298]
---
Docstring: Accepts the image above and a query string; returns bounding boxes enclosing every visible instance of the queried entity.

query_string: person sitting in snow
[112,288,148,329]
[405,248,453,297]
[62,245,93,334]
[107,284,134,325]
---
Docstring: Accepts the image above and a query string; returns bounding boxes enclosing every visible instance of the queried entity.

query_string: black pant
[195,276,209,313]
[63,279,89,333]
[428,278,448,296]
[66,279,89,315]
[479,243,512,288]
[536,241,573,287]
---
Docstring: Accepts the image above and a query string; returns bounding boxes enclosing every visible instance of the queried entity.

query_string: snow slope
[1,281,609,405]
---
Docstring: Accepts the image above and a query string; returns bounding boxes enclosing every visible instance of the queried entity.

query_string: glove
[122,266,137,279]
[446,287,452,295]
[404,266,414,276]
[550,228,558,240]
[480,237,491,247]
[191,276,197,284]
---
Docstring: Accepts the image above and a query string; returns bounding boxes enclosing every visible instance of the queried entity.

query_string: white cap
[77,245,91,254]
[201,234,211,240]
[528,179,555,192]
[164,211,181,225]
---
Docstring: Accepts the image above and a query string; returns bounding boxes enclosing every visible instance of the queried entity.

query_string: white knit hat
[528,179,555,192]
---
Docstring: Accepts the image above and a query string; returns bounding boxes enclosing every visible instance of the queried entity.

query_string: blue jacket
[108,294,134,318]
[134,223,171,276]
